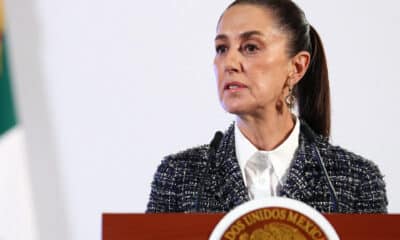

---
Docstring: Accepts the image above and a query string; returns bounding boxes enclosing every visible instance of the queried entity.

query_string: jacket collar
[213,120,332,208]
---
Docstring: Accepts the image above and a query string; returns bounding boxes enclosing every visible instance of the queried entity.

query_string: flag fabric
[0,1,37,239]
[0,33,17,136]
[0,0,16,136]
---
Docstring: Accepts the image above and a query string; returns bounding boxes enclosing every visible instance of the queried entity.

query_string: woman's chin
[222,104,252,115]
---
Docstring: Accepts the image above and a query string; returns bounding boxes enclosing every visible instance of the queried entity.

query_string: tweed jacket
[146,121,388,213]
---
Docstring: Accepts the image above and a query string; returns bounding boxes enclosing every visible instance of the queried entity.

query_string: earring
[285,85,295,109]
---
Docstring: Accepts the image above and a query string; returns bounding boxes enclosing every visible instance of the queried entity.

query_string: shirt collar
[235,115,300,184]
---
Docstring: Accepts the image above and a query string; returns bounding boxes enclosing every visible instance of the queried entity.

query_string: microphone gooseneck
[302,122,339,212]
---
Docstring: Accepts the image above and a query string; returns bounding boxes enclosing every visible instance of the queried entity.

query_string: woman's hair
[226,0,331,138]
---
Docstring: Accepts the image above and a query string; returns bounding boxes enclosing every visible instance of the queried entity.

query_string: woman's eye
[243,44,259,54]
[215,45,228,55]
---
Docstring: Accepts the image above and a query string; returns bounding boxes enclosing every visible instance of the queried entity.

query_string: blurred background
[1,0,399,239]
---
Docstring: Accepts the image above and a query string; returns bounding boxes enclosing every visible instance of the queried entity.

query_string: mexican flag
[0,1,37,239]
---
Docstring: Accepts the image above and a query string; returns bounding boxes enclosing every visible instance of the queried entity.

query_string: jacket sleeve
[146,156,179,213]
[354,161,388,213]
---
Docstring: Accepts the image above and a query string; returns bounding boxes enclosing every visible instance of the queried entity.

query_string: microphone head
[210,131,223,151]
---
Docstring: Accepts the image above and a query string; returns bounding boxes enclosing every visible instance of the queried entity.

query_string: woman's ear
[289,51,311,85]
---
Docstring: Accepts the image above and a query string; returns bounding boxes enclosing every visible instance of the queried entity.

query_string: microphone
[302,122,339,212]
[210,131,223,153]
[195,131,223,211]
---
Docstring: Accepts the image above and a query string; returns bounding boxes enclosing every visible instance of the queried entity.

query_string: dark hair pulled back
[226,0,331,137]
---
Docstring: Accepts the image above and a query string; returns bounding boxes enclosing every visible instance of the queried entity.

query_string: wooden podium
[103,213,400,239]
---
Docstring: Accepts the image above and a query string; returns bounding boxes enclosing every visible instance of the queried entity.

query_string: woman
[146,0,387,213]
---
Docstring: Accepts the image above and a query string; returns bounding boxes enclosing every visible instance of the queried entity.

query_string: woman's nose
[224,49,242,74]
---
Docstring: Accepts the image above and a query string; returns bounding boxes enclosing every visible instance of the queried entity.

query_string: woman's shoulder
[316,137,384,181]
[321,139,387,212]
[147,144,212,213]
[158,124,234,169]
[299,124,376,171]
[159,144,211,168]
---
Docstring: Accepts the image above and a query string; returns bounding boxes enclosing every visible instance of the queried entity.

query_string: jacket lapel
[279,131,315,201]
[213,124,249,210]
[279,122,333,210]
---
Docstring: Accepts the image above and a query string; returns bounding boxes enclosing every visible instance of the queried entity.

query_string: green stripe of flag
[0,36,17,136]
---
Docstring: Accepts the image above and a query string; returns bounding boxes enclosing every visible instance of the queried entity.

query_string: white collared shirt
[234,116,300,198]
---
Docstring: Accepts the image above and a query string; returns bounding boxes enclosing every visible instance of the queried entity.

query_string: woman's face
[214,4,293,117]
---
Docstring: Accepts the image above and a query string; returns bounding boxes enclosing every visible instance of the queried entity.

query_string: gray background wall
[4,0,400,239]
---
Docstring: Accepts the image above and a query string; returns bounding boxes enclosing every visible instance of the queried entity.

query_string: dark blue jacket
[146,121,388,213]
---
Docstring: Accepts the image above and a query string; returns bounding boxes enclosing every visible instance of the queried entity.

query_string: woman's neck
[236,110,295,151]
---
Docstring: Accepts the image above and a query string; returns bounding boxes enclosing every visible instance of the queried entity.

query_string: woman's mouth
[224,81,248,92]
